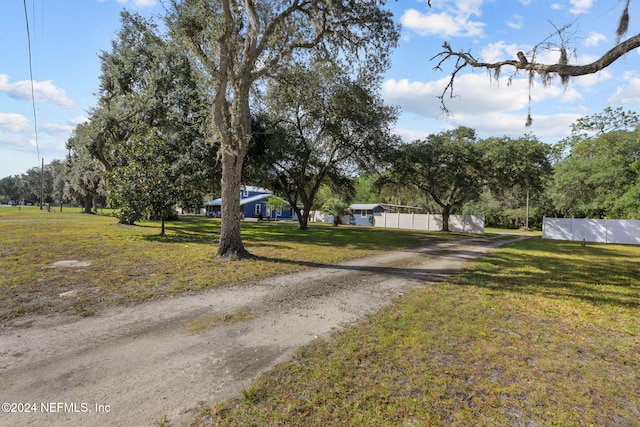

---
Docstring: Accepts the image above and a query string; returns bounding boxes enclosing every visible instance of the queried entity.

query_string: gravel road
[0,236,522,427]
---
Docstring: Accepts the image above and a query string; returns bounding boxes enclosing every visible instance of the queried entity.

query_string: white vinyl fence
[373,212,484,234]
[542,217,640,245]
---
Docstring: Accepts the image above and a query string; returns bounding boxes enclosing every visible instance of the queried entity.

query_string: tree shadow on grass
[249,238,514,287]
[139,218,447,252]
[455,238,640,310]
[247,236,639,311]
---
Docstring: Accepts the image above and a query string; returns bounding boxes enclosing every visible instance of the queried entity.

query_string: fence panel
[374,213,484,234]
[542,217,640,245]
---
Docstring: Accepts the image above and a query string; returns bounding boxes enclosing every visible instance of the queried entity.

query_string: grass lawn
[0,206,455,320]
[194,238,640,427]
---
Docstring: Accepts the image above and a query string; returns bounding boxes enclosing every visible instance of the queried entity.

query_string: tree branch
[433,33,640,120]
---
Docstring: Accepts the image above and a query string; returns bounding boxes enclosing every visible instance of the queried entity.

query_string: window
[361,210,368,218]
[255,204,262,215]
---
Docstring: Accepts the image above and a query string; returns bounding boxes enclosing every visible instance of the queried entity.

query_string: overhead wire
[22,0,41,163]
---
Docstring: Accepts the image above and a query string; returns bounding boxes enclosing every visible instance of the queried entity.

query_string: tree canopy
[70,11,216,225]
[246,61,399,230]
[381,127,483,231]
[551,108,640,218]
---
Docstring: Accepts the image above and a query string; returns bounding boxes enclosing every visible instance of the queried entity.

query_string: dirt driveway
[0,236,523,427]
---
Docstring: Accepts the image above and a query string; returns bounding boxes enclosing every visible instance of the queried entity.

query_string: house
[348,203,392,226]
[347,203,425,226]
[204,186,296,220]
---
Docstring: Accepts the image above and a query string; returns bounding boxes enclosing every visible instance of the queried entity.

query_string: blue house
[348,203,392,226]
[204,186,296,220]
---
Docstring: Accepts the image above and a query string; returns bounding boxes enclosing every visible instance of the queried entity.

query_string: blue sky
[2,0,640,177]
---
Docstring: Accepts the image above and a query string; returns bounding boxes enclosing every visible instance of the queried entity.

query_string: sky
[2,0,640,178]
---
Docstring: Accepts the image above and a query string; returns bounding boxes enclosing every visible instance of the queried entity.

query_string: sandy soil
[0,236,522,427]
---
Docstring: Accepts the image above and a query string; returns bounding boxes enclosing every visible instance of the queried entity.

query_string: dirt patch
[44,260,92,268]
[0,236,524,427]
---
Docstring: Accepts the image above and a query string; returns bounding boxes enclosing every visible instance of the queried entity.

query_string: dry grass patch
[0,207,438,321]
[197,238,640,427]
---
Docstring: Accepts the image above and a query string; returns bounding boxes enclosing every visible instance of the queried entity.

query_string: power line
[22,0,40,163]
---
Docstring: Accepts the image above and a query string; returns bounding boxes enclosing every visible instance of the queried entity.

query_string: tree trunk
[525,189,530,230]
[299,215,308,230]
[296,202,313,230]
[217,152,250,259]
[295,206,308,230]
[83,190,93,214]
[441,206,451,232]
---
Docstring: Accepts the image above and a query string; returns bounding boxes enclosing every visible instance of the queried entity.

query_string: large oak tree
[167,0,399,258]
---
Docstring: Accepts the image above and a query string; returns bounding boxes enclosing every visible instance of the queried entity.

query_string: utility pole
[525,189,530,230]
[40,157,44,210]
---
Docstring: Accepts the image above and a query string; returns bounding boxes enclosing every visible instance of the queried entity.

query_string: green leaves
[321,198,351,226]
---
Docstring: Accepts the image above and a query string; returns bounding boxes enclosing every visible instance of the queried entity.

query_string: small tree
[266,196,287,221]
[322,199,351,227]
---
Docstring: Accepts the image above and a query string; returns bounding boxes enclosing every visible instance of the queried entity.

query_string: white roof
[349,203,390,211]
[204,194,290,207]
[242,185,271,194]
[349,203,423,211]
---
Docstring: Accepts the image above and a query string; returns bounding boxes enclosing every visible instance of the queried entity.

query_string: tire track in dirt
[0,236,525,426]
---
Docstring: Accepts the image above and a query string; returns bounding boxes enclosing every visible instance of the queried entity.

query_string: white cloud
[69,115,90,126]
[392,127,434,142]
[114,0,157,8]
[569,0,593,14]
[383,74,570,118]
[0,114,36,153]
[452,111,579,140]
[0,75,74,108]
[480,41,528,63]
[382,74,581,141]
[0,113,30,134]
[400,7,484,38]
[507,15,524,30]
[519,0,532,5]
[572,70,613,87]
[585,32,607,47]
[608,78,640,104]
[477,42,568,65]
[40,123,75,136]
[40,116,89,136]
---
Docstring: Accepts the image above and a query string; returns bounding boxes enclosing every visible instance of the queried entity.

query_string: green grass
[195,238,640,427]
[484,226,541,236]
[0,206,460,320]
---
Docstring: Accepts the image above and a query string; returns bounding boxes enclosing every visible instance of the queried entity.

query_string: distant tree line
[5,105,639,231]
